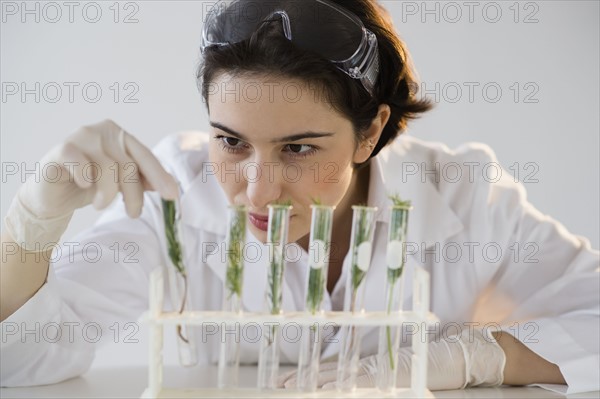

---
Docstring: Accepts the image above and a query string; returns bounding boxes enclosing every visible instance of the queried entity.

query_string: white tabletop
[1,365,598,399]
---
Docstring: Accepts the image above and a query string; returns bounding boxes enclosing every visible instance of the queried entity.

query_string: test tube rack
[139,267,437,398]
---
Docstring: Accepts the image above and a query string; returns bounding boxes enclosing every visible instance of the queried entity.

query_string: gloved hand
[4,119,179,251]
[278,328,506,390]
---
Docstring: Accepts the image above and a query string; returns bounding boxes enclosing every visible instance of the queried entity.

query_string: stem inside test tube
[161,196,198,367]
[257,203,292,390]
[337,205,377,391]
[297,203,334,391]
[218,205,247,388]
[377,198,412,391]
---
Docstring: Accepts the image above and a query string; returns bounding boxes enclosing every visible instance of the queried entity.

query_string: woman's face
[207,73,372,243]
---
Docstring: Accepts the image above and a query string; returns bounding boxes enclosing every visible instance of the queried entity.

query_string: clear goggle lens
[201,0,380,97]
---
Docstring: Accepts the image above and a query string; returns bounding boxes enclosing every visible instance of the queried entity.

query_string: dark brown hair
[198,0,433,160]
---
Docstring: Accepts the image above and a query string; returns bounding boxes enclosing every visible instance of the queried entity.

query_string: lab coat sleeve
[0,132,202,387]
[462,144,600,394]
[0,133,199,387]
[0,192,166,387]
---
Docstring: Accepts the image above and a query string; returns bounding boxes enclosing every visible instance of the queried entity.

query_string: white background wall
[2,1,598,367]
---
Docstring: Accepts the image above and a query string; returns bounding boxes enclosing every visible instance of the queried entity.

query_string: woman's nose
[244,161,283,210]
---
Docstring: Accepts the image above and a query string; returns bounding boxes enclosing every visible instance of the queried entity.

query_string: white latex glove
[278,328,506,391]
[4,119,179,251]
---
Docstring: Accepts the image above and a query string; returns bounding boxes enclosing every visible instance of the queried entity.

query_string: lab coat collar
[368,137,464,249]
[180,167,230,236]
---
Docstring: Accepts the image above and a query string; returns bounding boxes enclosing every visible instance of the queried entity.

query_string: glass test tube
[336,206,377,392]
[376,203,411,391]
[296,205,335,392]
[218,205,247,388]
[257,204,292,389]
[161,198,198,367]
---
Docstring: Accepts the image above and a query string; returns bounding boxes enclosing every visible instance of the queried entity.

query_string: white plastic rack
[139,267,437,398]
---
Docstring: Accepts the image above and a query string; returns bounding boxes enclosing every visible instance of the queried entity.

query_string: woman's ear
[353,104,391,164]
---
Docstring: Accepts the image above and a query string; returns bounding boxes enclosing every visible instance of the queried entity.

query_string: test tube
[218,205,247,388]
[376,201,411,391]
[296,204,335,392]
[257,204,292,389]
[336,206,378,392]
[161,197,198,367]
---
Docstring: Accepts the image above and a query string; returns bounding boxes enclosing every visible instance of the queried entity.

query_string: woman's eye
[215,135,247,154]
[285,144,315,156]
[223,137,241,147]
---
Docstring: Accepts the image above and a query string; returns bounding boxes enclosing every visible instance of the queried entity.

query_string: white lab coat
[1,132,598,393]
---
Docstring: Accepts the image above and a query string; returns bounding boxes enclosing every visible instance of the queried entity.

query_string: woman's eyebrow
[275,132,335,143]
[209,121,335,143]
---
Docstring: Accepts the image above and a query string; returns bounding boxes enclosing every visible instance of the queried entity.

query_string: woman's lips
[248,212,295,232]
[248,213,269,231]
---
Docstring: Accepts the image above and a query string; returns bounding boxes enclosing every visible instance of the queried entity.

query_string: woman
[1,0,598,393]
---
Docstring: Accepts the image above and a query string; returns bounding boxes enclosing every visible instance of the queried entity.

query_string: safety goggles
[200,0,380,97]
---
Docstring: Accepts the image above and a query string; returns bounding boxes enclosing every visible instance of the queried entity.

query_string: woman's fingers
[90,153,120,210]
[286,368,338,389]
[101,128,144,218]
[316,369,339,388]
[276,369,297,388]
[46,119,178,218]
[57,142,92,189]
[123,132,179,200]
[76,120,177,215]
[277,361,340,389]
[118,161,144,218]
[318,361,339,371]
